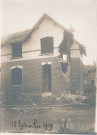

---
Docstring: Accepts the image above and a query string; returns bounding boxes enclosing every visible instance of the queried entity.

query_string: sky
[1,0,97,65]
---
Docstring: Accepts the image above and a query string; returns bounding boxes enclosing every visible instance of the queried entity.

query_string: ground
[1,104,96,134]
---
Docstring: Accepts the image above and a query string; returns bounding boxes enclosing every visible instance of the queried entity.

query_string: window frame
[40,37,54,55]
[11,66,23,86]
[11,42,22,59]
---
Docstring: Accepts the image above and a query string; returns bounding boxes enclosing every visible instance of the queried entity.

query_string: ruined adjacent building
[83,65,96,94]
[1,14,96,99]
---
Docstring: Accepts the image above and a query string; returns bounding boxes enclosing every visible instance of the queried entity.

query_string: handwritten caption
[12,119,53,131]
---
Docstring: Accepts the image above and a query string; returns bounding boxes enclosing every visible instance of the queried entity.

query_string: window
[63,54,67,60]
[41,37,54,54]
[91,80,94,86]
[11,68,22,85]
[12,42,22,58]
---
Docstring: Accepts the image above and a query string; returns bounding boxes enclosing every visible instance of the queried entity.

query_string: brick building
[1,14,90,99]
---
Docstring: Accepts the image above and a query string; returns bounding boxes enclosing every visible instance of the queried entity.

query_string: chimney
[69,24,75,33]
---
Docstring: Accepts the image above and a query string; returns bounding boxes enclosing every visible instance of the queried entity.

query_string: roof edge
[1,13,86,53]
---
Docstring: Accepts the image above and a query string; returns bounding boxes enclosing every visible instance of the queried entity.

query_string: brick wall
[70,58,84,94]
[70,42,84,94]
[1,17,85,96]
[1,57,70,97]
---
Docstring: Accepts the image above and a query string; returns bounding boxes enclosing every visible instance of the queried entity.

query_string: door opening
[42,64,52,92]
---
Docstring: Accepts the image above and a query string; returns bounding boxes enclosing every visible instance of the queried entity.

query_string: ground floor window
[11,68,22,85]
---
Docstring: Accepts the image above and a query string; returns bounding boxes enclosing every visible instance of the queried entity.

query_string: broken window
[12,42,22,58]
[11,68,22,85]
[41,37,54,54]
[60,62,68,74]
[63,54,67,60]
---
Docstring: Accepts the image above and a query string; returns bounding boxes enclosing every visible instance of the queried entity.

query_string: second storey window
[12,42,22,58]
[40,37,54,54]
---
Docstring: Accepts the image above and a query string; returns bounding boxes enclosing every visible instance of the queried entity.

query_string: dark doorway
[42,64,52,92]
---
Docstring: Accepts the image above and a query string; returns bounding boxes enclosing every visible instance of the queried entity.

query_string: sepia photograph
[0,0,97,134]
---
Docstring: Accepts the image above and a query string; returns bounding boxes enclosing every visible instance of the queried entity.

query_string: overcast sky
[1,0,97,65]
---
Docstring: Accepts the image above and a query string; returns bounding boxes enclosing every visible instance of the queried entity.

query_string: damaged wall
[1,17,64,63]
[83,65,96,93]
[1,14,86,98]
[70,42,84,94]
[1,57,71,97]
[59,30,74,61]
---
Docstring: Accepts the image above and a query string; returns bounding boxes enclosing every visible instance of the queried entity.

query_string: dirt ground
[0,104,96,134]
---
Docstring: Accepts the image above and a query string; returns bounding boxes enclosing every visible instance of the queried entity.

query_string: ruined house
[1,14,88,99]
[83,65,96,94]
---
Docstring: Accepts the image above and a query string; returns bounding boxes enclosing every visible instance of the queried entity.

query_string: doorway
[42,64,52,92]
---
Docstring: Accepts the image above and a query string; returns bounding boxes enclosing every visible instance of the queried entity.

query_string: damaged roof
[83,65,96,75]
[1,13,86,55]
[75,40,86,56]
[1,13,70,45]
[1,29,31,45]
